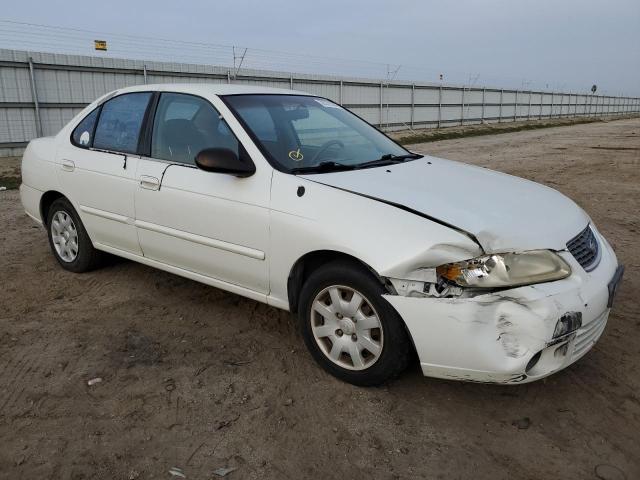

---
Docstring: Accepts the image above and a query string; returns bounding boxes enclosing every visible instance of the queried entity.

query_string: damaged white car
[20,84,624,386]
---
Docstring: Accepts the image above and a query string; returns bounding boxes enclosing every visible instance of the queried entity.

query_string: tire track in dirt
[0,343,49,416]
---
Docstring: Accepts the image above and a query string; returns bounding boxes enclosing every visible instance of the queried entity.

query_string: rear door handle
[139,175,160,191]
[61,159,75,172]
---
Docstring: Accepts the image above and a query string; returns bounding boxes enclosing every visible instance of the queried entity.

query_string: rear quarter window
[71,108,100,148]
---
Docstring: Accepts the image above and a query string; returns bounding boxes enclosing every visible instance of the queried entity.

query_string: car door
[57,92,153,255]
[134,92,270,295]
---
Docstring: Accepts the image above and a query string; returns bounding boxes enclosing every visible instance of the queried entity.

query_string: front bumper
[383,230,620,384]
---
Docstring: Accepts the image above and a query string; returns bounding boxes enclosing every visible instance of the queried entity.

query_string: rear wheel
[298,261,412,386]
[46,197,102,272]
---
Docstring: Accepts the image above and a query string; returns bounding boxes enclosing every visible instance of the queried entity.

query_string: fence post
[339,80,343,105]
[527,90,532,120]
[28,57,43,138]
[461,86,465,126]
[481,87,486,123]
[380,82,384,129]
[227,70,231,83]
[569,93,573,116]
[514,90,518,122]
[410,84,415,129]
[599,96,603,116]
[437,85,442,128]
[290,74,294,90]
[498,89,503,123]
[143,64,148,84]
[539,92,543,120]
[550,92,554,119]
[584,94,588,117]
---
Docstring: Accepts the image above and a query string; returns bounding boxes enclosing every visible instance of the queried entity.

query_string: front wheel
[298,261,412,386]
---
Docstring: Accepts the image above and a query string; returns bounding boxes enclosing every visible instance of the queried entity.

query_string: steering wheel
[309,140,345,164]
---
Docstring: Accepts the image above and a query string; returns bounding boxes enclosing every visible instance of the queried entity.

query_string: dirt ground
[1,118,639,480]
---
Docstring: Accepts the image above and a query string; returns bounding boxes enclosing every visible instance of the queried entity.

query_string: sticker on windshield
[315,98,340,109]
[289,148,304,161]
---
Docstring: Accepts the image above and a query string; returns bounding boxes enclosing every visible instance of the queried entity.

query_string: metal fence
[1,48,639,157]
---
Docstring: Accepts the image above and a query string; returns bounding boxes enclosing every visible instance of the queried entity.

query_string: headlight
[436,250,571,288]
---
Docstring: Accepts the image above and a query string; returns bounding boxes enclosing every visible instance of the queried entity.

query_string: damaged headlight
[436,250,571,288]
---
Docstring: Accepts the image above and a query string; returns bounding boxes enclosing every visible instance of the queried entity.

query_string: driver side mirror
[195,148,255,177]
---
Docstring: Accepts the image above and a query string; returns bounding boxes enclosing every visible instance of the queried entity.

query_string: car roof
[112,83,313,97]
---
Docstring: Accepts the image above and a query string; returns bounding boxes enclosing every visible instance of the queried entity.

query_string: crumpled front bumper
[383,231,620,384]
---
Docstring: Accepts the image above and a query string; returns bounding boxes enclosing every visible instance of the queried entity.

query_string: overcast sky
[3,0,639,95]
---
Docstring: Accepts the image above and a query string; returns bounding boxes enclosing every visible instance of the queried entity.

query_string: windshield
[222,94,417,173]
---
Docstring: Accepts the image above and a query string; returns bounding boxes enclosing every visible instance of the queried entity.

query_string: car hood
[301,157,589,253]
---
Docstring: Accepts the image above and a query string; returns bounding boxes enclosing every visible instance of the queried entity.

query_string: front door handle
[139,175,160,191]
[61,159,75,172]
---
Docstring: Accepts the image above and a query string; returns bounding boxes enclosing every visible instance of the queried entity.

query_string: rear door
[57,92,153,255]
[134,92,271,295]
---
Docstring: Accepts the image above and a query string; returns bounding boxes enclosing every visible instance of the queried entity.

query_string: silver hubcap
[310,285,384,371]
[51,211,79,262]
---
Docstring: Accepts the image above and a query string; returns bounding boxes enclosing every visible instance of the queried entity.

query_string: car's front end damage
[383,225,623,384]
[296,156,623,384]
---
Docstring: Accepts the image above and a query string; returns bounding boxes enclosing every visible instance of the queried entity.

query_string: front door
[134,92,270,294]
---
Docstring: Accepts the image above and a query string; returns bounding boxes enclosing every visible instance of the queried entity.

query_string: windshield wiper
[290,161,356,175]
[355,153,423,169]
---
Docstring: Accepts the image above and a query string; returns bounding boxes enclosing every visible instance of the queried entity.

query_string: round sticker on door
[288,148,304,161]
[79,131,91,146]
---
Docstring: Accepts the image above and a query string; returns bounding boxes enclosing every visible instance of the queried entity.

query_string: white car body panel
[301,158,590,253]
[19,83,622,384]
[56,146,143,255]
[267,170,481,309]
[134,157,270,293]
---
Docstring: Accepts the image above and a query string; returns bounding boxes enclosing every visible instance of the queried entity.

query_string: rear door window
[93,92,152,153]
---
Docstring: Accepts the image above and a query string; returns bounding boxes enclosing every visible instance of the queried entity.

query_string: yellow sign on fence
[94,40,107,51]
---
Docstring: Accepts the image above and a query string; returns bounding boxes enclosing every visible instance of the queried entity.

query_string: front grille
[567,225,600,271]
[572,310,608,360]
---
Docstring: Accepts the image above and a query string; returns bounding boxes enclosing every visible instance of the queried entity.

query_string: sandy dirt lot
[1,119,639,480]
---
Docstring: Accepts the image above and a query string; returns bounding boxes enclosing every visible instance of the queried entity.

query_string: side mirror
[195,148,255,177]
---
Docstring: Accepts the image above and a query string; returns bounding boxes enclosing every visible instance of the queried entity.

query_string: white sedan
[20,84,624,386]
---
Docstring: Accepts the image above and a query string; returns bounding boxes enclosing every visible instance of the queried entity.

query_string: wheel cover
[310,285,384,371]
[51,210,79,262]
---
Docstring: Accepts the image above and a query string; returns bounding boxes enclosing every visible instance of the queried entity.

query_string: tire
[46,197,102,273]
[298,260,412,386]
